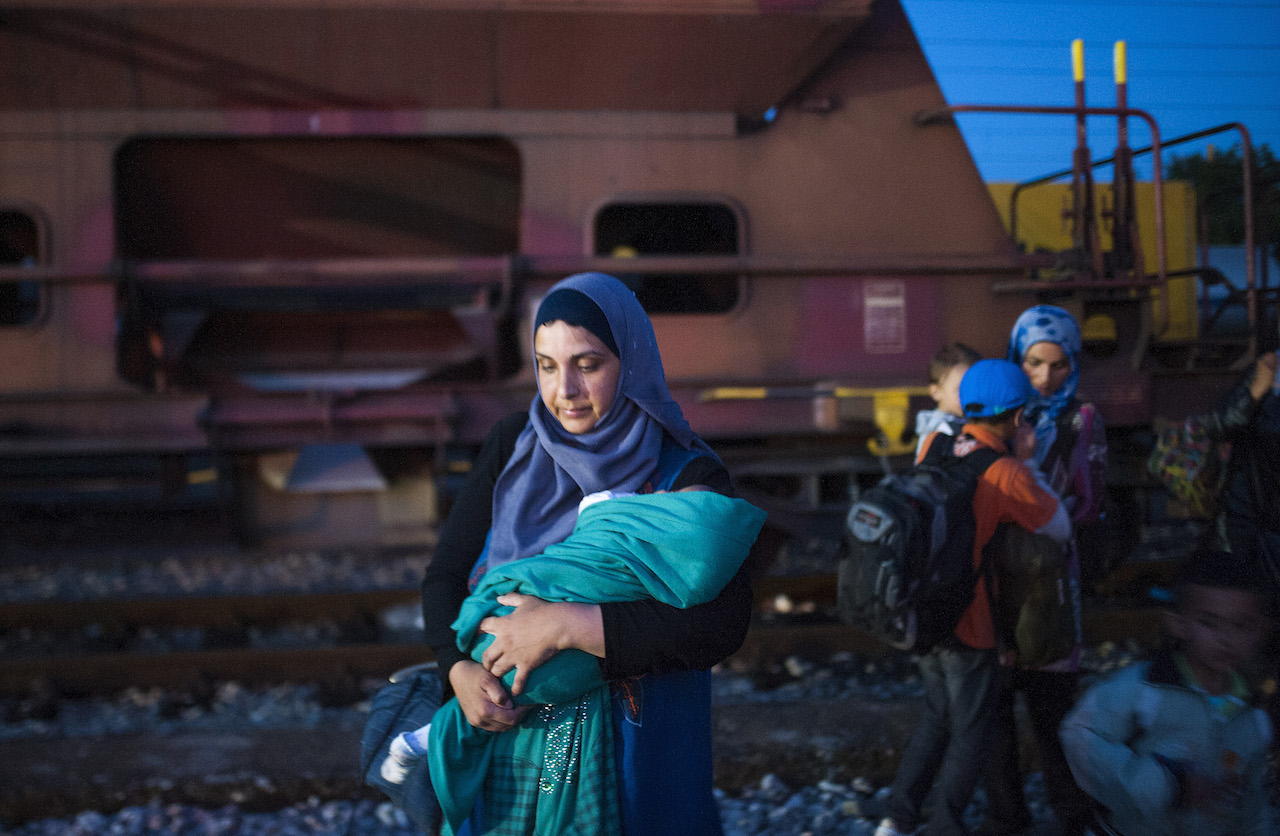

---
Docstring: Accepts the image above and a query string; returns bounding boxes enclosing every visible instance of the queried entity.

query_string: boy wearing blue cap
[878,359,1072,836]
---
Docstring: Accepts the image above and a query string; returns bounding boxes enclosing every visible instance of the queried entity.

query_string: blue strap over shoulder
[650,436,707,492]
[612,434,725,836]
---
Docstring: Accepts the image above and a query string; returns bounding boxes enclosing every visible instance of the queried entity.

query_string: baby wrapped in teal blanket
[426,489,766,836]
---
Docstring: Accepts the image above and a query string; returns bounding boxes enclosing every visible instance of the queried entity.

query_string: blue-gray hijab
[486,272,717,568]
[1007,304,1082,466]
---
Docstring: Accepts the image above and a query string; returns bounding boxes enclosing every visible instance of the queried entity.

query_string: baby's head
[928,342,982,417]
[1167,549,1270,690]
[579,484,715,514]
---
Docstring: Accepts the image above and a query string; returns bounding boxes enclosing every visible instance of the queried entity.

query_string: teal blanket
[426,491,766,836]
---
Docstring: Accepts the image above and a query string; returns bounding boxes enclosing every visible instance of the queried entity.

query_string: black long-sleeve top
[420,411,753,691]
[1204,366,1280,534]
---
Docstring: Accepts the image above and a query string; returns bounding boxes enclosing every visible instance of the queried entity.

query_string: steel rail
[2,590,1169,696]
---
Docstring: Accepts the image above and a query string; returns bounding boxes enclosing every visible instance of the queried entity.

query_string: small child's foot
[379,725,430,785]
[873,819,917,836]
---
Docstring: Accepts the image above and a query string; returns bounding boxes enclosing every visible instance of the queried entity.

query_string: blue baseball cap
[959,359,1033,418]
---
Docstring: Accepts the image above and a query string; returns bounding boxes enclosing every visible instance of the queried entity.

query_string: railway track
[0,588,417,634]
[0,566,1172,697]
[0,587,421,695]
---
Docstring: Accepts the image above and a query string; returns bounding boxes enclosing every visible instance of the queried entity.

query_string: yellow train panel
[987,180,1200,341]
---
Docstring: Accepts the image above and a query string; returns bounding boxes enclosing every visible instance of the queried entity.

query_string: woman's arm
[421,412,527,691]
[428,412,535,730]
[1202,357,1274,439]
[1067,403,1108,525]
[479,593,604,696]
[478,454,753,683]
[600,566,753,678]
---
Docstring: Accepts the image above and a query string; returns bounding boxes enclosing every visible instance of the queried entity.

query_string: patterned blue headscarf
[486,273,717,568]
[1007,304,1082,466]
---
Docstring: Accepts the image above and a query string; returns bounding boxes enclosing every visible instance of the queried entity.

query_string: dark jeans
[981,668,1091,836]
[884,644,1002,836]
[1219,514,1280,607]
[1224,520,1280,757]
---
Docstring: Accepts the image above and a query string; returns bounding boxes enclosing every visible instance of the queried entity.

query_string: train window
[594,202,741,314]
[0,210,42,327]
[115,138,521,259]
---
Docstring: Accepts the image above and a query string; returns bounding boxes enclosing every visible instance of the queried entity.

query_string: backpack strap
[960,444,1004,477]
[919,431,957,465]
[649,435,706,493]
[922,431,1004,477]
[974,501,1006,646]
[929,432,1008,644]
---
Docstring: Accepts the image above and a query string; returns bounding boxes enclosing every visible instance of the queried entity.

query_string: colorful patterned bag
[1146,416,1230,518]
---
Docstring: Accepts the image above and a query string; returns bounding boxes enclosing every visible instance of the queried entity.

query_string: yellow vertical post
[866,389,914,457]
[1069,39,1104,279]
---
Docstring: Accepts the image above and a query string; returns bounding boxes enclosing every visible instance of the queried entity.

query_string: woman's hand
[1013,419,1038,461]
[479,593,604,696]
[447,659,530,732]
[1248,351,1279,401]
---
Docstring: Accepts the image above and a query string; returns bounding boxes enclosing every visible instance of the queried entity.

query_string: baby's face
[929,364,969,417]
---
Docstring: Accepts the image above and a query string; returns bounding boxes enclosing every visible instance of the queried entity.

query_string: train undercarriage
[0,0,1274,560]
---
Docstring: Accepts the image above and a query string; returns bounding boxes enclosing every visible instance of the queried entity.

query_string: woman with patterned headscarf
[978,304,1108,836]
[413,273,754,836]
[1007,306,1109,570]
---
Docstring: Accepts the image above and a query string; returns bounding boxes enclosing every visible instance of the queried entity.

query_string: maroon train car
[0,0,1270,548]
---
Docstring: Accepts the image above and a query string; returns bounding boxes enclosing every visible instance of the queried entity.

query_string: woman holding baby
[416,272,759,835]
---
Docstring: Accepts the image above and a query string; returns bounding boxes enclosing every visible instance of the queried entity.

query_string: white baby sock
[379,723,431,785]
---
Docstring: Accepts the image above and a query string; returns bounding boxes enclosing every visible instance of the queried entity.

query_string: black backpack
[837,433,1003,652]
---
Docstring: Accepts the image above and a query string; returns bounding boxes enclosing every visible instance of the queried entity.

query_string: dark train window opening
[115,137,522,259]
[594,201,742,314]
[112,138,523,389]
[0,210,42,327]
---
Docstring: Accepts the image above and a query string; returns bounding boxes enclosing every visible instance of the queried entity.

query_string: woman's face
[1020,341,1072,397]
[534,320,621,434]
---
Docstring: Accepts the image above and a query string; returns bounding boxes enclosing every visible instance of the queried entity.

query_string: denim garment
[361,668,444,834]
[982,668,1091,835]
[884,644,1003,835]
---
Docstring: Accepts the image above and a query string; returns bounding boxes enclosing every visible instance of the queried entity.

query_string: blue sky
[900,0,1280,183]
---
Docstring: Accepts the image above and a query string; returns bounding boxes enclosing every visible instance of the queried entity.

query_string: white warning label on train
[863,280,907,354]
